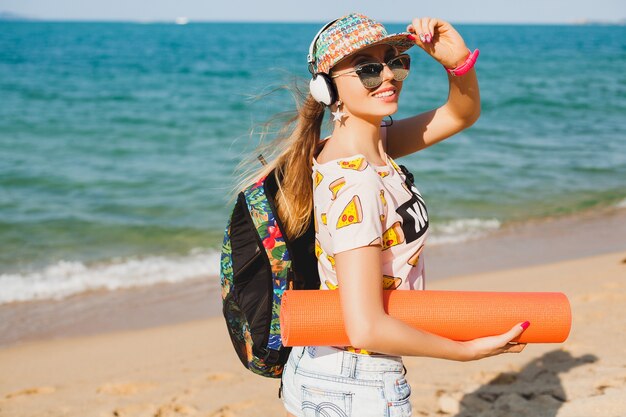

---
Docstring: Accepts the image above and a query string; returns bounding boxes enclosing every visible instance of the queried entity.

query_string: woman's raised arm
[386,17,481,159]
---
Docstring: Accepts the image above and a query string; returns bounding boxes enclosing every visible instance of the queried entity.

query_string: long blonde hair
[232,82,326,241]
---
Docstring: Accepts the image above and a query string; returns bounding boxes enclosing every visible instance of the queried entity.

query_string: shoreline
[1,206,625,348]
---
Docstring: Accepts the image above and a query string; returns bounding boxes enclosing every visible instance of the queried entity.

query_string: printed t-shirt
[311,141,430,354]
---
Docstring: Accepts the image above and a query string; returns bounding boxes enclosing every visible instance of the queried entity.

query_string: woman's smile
[372,86,398,102]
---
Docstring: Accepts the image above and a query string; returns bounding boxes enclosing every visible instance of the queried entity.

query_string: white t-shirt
[311,138,429,294]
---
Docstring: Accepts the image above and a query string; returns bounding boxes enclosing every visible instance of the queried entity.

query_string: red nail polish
[407,34,416,41]
[521,321,530,330]
[425,34,431,43]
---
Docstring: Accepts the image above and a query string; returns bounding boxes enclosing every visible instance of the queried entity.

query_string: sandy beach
[1,210,625,416]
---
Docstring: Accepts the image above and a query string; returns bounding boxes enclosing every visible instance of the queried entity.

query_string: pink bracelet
[445,49,480,76]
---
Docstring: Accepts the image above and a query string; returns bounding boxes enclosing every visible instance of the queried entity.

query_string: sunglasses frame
[330,53,411,89]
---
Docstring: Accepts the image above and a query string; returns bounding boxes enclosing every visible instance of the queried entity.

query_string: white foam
[428,218,502,245]
[0,218,502,305]
[615,198,626,209]
[0,249,221,305]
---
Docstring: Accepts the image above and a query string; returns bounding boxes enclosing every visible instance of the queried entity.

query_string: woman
[240,12,529,417]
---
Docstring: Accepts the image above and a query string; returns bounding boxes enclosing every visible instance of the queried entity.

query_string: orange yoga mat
[280,290,571,346]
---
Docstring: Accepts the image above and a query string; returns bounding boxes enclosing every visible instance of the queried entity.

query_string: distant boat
[175,17,189,25]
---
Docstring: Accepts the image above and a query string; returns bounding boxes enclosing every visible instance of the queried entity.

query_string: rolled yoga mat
[280,290,571,346]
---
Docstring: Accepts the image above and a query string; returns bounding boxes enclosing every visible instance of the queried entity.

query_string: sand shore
[1,248,625,416]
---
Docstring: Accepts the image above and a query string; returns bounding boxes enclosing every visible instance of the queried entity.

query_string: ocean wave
[428,218,502,245]
[616,198,626,209]
[0,248,221,305]
[0,218,504,304]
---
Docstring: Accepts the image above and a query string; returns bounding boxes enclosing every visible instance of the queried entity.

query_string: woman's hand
[459,321,529,361]
[407,17,469,69]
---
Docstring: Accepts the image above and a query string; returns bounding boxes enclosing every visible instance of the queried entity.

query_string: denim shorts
[280,345,412,417]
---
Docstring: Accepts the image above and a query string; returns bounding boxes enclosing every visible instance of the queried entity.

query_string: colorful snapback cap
[309,13,416,75]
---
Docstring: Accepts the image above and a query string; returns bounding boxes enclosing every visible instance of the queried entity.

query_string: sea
[1,21,625,305]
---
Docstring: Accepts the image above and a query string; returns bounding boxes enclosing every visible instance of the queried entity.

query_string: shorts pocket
[383,372,412,417]
[301,384,353,417]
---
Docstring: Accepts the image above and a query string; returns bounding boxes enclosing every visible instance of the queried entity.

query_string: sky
[0,0,624,24]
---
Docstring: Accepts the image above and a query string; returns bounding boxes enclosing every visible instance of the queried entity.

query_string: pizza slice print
[314,238,323,259]
[338,157,368,171]
[382,221,405,250]
[335,195,362,229]
[407,245,425,267]
[321,213,327,225]
[329,177,346,200]
[344,346,372,354]
[379,189,387,222]
[383,275,402,290]
[324,280,338,290]
[326,254,336,270]
[314,170,323,189]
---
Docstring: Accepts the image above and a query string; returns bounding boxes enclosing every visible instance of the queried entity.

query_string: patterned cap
[309,13,415,75]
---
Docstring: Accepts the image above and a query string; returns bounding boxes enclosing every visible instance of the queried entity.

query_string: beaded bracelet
[445,49,480,76]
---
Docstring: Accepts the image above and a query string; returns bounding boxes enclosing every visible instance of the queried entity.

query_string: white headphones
[307,19,339,106]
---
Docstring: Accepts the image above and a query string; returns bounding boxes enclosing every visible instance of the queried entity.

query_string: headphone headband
[307,19,338,74]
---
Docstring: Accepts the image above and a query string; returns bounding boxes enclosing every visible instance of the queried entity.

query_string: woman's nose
[381,63,395,81]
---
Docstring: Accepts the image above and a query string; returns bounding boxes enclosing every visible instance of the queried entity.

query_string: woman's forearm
[349,313,470,361]
[443,66,481,124]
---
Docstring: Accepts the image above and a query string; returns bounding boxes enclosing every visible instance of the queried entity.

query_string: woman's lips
[372,87,398,102]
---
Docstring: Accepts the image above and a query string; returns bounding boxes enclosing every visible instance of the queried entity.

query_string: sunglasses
[331,54,411,89]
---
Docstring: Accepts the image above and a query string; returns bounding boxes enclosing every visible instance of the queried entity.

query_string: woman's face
[330,44,403,122]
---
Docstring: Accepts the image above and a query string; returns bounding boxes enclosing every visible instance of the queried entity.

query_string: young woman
[240,12,529,417]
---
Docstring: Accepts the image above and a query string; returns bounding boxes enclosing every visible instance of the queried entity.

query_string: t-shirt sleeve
[326,173,384,254]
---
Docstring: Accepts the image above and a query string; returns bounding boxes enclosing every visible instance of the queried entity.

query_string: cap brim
[375,32,416,54]
[329,32,416,71]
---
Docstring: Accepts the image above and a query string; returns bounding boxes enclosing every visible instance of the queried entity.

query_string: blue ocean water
[1,21,625,302]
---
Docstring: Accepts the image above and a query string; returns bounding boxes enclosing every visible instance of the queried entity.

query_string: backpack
[220,166,320,378]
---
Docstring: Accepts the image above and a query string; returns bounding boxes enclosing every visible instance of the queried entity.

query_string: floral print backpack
[219,167,320,378]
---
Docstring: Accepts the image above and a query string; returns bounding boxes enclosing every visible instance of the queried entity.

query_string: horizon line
[2,17,625,26]
[1,11,625,26]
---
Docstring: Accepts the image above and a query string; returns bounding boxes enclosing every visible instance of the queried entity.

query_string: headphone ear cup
[309,73,336,106]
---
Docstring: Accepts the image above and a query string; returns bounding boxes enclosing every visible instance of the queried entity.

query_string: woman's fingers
[428,18,438,41]
[463,321,530,360]
[407,18,436,48]
[488,322,529,356]
[418,17,429,42]
[419,17,431,43]
[504,343,527,354]
[501,321,530,344]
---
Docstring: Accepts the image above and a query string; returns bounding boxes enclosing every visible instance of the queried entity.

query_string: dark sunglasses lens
[389,56,410,81]
[356,63,384,88]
